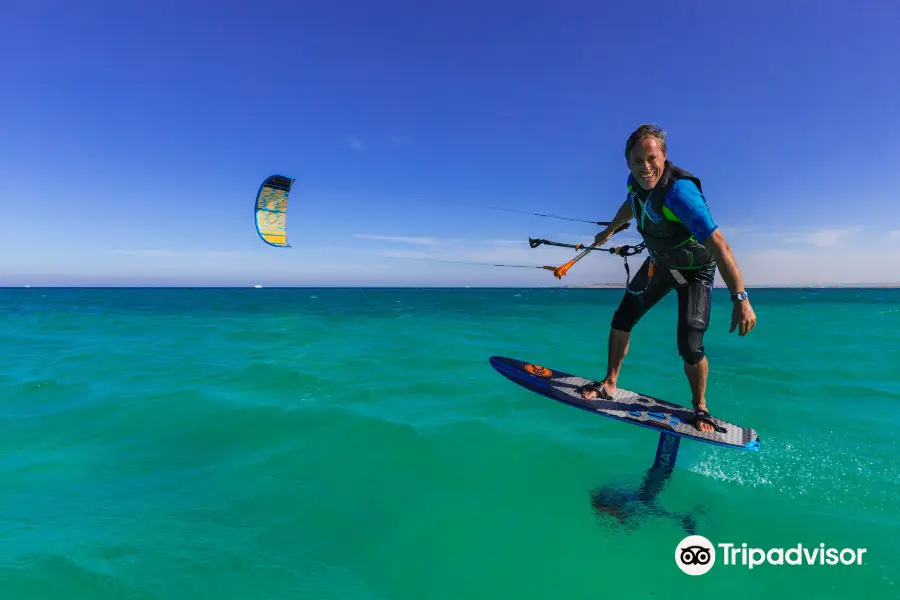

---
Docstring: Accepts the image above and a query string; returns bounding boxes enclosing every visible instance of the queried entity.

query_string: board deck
[490,356,760,451]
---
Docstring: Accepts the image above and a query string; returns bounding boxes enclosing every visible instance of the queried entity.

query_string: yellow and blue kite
[254,174,295,247]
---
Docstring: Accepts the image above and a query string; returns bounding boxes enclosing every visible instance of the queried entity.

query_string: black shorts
[611,257,716,364]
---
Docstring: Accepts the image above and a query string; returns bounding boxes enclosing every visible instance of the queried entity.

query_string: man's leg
[582,326,631,399]
[578,327,631,400]
[583,259,672,399]
[676,269,715,432]
[683,356,708,413]
[601,327,631,396]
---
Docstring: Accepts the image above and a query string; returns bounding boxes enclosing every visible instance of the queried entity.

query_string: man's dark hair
[625,124,667,159]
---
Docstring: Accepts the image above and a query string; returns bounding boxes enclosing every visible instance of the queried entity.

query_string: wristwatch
[731,291,748,302]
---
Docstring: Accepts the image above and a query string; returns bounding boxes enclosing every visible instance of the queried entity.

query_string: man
[580,124,757,433]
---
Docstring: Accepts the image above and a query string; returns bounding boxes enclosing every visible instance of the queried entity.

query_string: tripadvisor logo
[675,536,716,575]
[675,535,867,575]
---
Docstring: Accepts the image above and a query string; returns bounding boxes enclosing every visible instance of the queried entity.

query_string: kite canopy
[255,174,295,247]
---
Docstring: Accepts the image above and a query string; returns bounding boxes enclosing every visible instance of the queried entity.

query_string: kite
[254,174,295,247]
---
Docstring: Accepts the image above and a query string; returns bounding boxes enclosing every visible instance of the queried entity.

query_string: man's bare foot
[692,404,715,433]
[581,379,617,400]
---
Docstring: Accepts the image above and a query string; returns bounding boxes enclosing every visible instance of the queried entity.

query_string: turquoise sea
[0,287,897,599]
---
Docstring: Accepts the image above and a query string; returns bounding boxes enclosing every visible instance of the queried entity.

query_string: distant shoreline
[566,283,900,289]
[3,284,900,290]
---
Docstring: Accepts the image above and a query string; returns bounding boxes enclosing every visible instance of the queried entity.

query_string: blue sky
[1,0,898,287]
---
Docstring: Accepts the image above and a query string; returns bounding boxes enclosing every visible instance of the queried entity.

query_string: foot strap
[690,409,727,434]
[580,382,612,400]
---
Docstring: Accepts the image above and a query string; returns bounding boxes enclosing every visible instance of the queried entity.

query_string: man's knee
[678,328,706,365]
[680,346,706,365]
[678,280,712,364]
[611,307,638,332]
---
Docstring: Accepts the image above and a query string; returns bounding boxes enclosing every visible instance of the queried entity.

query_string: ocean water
[0,286,897,599]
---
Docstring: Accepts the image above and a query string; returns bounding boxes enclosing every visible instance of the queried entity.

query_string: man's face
[627,137,666,190]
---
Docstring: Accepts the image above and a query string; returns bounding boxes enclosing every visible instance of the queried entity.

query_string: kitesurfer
[580,124,757,433]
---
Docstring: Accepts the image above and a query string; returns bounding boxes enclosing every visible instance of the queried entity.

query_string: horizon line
[3,284,900,290]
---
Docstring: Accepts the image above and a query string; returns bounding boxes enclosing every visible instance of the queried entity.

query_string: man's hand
[730,300,757,336]
[593,229,613,247]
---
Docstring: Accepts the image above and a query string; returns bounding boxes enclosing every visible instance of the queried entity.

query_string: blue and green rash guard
[626,161,718,270]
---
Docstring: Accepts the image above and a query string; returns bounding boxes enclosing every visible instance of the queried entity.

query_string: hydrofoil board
[490,356,760,451]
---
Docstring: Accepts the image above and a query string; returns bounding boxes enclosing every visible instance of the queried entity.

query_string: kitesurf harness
[627,162,715,273]
[615,162,716,294]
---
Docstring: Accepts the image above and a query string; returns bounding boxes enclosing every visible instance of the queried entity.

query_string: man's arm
[605,200,633,234]
[664,180,756,335]
[606,200,634,232]
[593,200,633,246]
[703,230,745,295]
[705,229,756,335]
[664,180,745,292]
